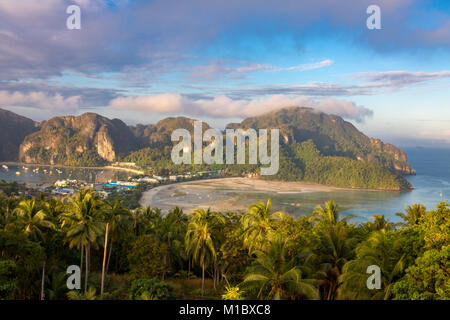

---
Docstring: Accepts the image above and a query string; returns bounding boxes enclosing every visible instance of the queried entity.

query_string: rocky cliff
[19,113,139,166]
[0,108,38,161]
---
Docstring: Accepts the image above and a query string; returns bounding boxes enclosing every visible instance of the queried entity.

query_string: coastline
[0,161,145,175]
[139,177,373,210]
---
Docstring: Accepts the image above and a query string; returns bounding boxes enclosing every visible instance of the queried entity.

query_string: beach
[139,177,346,214]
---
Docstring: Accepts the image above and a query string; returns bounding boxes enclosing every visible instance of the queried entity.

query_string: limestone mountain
[8,107,414,190]
[226,107,414,175]
[131,116,210,147]
[0,108,38,161]
[19,113,139,166]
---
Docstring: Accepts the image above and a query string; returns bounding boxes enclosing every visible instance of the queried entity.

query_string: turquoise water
[265,147,450,222]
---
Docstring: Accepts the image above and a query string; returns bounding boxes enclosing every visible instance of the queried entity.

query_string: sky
[0,0,450,147]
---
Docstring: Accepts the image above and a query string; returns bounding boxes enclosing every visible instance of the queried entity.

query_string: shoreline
[0,161,145,175]
[139,177,404,209]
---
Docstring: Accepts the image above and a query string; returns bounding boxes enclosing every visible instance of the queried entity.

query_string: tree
[243,235,318,300]
[128,278,174,300]
[0,196,18,227]
[418,201,450,249]
[0,259,17,299]
[241,199,283,252]
[60,189,105,293]
[12,200,55,242]
[365,214,395,232]
[102,200,131,276]
[392,245,450,300]
[396,203,426,227]
[338,230,405,300]
[315,223,356,300]
[149,207,187,280]
[310,200,352,228]
[185,208,225,296]
[128,235,165,279]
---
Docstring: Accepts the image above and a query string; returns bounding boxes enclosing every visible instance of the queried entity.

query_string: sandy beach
[139,177,347,214]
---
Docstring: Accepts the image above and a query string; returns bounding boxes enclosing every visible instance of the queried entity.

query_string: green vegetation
[0,188,448,300]
[11,107,414,190]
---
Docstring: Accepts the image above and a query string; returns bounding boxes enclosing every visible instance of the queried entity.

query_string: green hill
[6,107,414,190]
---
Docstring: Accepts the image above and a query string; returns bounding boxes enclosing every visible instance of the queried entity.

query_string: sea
[1,147,449,222]
[0,164,132,186]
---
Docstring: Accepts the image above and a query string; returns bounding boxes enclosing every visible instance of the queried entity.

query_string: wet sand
[139,177,346,214]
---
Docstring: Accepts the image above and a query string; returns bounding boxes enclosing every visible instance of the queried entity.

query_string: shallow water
[2,147,449,222]
[150,147,450,222]
[0,164,131,185]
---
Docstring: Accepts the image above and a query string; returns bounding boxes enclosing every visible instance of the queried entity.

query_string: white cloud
[188,59,334,79]
[109,93,184,113]
[0,90,81,111]
[279,59,334,71]
[353,70,450,87]
[109,93,372,122]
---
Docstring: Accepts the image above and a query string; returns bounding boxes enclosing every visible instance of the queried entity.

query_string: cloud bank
[0,90,80,111]
[110,93,373,122]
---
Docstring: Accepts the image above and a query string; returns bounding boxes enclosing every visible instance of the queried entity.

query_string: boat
[2,165,8,170]
[15,171,21,175]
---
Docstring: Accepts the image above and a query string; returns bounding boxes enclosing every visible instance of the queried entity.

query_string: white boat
[2,165,8,169]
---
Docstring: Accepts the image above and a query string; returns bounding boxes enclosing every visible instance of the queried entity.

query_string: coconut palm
[310,200,353,227]
[243,235,318,300]
[338,229,405,300]
[315,223,356,300]
[102,200,131,275]
[396,203,426,227]
[60,189,105,293]
[150,207,187,280]
[1,196,18,227]
[12,199,55,241]
[365,214,395,232]
[42,197,65,222]
[185,208,225,296]
[241,199,283,252]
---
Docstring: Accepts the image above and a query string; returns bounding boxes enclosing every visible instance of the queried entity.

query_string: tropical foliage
[0,188,448,300]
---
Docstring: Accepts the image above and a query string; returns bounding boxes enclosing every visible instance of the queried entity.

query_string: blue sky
[1,0,450,147]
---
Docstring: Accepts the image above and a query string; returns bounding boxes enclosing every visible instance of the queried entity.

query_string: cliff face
[131,116,210,147]
[19,113,139,166]
[369,138,415,175]
[0,108,38,161]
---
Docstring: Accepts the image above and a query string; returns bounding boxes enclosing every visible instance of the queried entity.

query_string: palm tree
[60,189,105,293]
[42,197,64,222]
[315,223,356,300]
[12,199,55,300]
[150,207,187,280]
[338,229,405,300]
[241,199,283,252]
[132,206,158,236]
[2,196,18,226]
[396,203,426,227]
[365,214,395,232]
[102,200,131,275]
[185,208,225,296]
[243,235,318,300]
[13,199,55,241]
[310,200,353,227]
